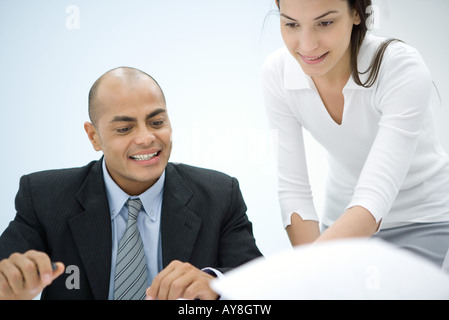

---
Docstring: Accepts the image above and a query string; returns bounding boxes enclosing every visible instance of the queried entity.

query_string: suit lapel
[161,163,201,267]
[69,159,112,300]
[65,161,202,297]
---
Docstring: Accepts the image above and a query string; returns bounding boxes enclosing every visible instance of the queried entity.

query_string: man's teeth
[131,152,158,161]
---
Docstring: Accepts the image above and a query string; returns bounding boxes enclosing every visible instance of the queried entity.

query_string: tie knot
[127,198,142,220]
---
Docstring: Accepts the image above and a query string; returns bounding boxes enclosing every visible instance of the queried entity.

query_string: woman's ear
[353,9,362,26]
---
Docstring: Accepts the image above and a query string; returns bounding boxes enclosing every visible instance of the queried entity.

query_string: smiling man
[85,67,173,197]
[0,67,262,300]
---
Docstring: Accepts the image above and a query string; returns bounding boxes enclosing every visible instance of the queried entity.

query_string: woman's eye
[319,21,333,27]
[285,22,300,28]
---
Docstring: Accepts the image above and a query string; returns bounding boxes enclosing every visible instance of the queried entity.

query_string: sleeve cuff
[201,267,224,279]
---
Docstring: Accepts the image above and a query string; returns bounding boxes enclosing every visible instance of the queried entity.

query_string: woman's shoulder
[263,46,290,72]
[360,33,423,66]
[262,46,308,87]
[359,33,430,87]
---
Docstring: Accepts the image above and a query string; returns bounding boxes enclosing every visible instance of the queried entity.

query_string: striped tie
[114,198,148,300]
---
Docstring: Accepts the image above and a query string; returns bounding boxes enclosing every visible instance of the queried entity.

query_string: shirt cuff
[201,267,223,300]
[201,267,224,279]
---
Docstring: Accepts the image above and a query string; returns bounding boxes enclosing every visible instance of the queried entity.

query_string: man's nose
[134,127,156,146]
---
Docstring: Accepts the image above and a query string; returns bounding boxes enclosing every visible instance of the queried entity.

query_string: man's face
[85,75,172,195]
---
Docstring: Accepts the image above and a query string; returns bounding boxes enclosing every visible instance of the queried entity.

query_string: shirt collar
[102,158,165,222]
[283,51,311,91]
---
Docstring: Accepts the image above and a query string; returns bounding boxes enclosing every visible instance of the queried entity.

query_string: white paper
[212,238,449,299]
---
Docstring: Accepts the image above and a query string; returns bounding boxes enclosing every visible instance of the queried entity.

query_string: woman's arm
[317,206,380,242]
[286,213,320,246]
[262,50,320,233]
[287,206,379,246]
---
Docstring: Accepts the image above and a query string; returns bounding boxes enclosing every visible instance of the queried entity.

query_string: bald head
[88,67,166,126]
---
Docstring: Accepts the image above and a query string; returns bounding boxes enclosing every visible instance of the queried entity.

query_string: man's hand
[145,260,219,300]
[0,250,64,300]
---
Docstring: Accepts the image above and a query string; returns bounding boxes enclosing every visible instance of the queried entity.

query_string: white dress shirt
[102,159,222,299]
[102,159,164,299]
[262,33,449,229]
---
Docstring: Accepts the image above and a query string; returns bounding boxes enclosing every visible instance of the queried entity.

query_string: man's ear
[84,122,102,151]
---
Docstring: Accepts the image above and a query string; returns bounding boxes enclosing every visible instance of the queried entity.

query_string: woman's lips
[300,52,329,65]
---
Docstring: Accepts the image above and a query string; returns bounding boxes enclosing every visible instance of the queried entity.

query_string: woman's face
[279,0,361,81]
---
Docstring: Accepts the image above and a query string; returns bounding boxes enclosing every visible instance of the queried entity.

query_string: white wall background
[0,0,448,257]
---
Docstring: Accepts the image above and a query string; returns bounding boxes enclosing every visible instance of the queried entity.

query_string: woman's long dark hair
[276,0,398,88]
[347,0,400,87]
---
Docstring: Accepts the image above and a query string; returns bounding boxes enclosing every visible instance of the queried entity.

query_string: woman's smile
[299,51,329,64]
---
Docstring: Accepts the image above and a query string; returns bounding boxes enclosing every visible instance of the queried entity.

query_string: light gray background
[1,0,448,256]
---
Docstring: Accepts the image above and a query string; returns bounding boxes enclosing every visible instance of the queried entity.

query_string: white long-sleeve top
[263,33,449,229]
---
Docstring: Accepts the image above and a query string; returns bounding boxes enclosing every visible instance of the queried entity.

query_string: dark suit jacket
[0,159,262,299]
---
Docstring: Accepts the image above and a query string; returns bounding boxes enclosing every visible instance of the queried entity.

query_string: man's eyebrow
[110,108,167,123]
[146,108,166,120]
[280,10,338,22]
[111,115,137,123]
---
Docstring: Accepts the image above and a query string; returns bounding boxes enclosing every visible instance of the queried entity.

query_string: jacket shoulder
[22,160,101,193]
[165,162,240,198]
[167,162,234,184]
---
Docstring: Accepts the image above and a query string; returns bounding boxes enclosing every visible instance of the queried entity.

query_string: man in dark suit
[0,67,262,300]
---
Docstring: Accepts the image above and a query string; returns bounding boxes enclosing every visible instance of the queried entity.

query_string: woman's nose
[299,29,319,54]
